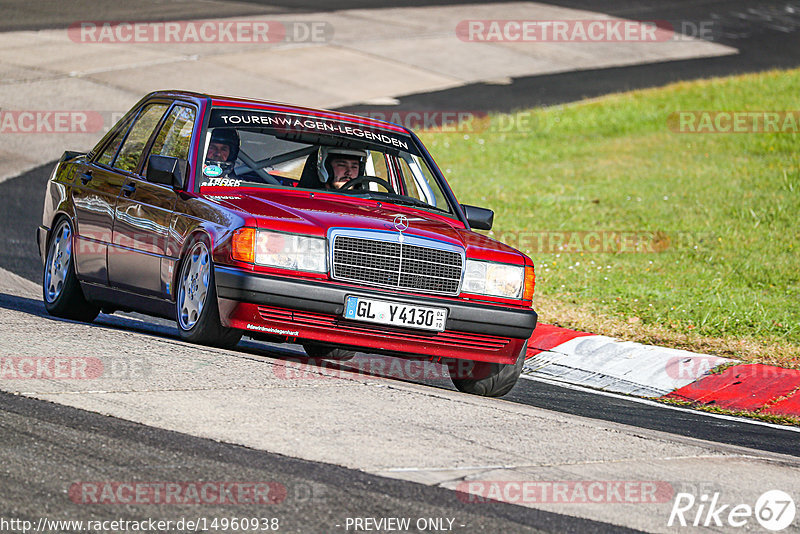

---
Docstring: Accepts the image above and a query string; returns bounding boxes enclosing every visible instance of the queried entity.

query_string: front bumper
[215,266,537,363]
[37,225,49,263]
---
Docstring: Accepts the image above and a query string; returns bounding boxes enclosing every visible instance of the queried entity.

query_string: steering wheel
[338,175,395,194]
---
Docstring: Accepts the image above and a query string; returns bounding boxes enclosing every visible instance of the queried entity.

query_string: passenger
[204,128,240,178]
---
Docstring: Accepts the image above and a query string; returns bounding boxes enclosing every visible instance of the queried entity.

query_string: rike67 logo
[668,490,796,531]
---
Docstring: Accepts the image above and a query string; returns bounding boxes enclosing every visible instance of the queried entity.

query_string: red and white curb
[523,324,800,418]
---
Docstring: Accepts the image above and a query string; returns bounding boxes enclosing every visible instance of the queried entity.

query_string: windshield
[198,108,453,214]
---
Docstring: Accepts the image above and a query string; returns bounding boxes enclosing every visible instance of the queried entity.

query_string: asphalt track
[2,1,800,532]
[342,0,800,114]
[8,1,793,111]
[6,0,800,109]
[2,283,798,459]
[0,0,798,463]
[2,390,637,534]
[0,0,541,32]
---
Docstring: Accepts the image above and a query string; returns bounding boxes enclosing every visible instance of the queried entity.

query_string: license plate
[344,296,447,332]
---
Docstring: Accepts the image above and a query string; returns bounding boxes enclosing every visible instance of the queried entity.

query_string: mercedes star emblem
[393,215,409,232]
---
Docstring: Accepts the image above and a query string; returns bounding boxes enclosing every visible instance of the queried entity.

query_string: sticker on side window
[203,164,223,177]
[201,177,241,187]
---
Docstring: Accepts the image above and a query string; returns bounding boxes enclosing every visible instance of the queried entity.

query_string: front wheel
[302,343,355,361]
[447,341,527,397]
[42,218,99,322]
[176,239,242,349]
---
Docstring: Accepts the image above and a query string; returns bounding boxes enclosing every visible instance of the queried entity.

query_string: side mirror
[60,150,84,163]
[462,204,494,230]
[147,154,187,189]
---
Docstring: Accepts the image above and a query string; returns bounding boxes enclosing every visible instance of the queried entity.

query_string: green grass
[421,69,800,351]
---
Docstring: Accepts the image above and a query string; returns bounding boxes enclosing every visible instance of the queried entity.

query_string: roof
[146,90,408,134]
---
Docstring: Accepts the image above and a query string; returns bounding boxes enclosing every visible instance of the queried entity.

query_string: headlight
[463,260,524,299]
[232,228,327,273]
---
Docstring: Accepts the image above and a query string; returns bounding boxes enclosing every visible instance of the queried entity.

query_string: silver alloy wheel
[178,242,211,330]
[44,220,72,303]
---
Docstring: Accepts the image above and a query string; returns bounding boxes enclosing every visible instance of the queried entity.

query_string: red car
[38,91,537,397]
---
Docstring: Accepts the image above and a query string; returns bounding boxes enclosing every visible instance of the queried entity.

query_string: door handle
[122,182,136,197]
[80,171,93,185]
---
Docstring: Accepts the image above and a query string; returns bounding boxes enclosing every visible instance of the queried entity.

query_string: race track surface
[2,2,799,532]
[3,391,624,534]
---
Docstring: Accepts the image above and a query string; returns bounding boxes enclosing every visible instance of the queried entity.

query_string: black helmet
[208,128,239,163]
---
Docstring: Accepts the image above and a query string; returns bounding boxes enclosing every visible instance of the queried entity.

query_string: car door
[105,102,170,295]
[71,115,136,285]
[108,102,196,298]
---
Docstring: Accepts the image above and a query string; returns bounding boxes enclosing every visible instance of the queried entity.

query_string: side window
[264,154,309,182]
[367,150,388,180]
[396,154,449,210]
[96,122,130,166]
[359,150,393,193]
[151,105,196,160]
[114,104,168,173]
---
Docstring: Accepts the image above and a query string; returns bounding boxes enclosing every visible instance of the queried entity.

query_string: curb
[523,324,800,419]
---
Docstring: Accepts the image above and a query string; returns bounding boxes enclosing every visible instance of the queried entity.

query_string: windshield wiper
[350,191,444,211]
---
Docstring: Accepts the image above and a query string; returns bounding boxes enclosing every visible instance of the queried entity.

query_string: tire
[302,343,355,361]
[448,341,527,397]
[42,218,100,322]
[176,238,242,349]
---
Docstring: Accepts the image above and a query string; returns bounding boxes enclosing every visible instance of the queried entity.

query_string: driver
[204,128,240,178]
[317,147,368,190]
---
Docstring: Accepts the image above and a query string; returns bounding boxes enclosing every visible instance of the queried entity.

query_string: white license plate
[344,296,447,332]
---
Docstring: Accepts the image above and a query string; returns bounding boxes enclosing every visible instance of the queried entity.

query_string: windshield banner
[209,109,411,151]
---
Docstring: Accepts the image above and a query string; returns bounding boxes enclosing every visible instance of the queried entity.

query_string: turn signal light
[523,265,536,303]
[232,227,256,263]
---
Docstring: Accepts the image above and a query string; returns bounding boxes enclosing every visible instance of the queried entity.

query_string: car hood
[205,188,524,263]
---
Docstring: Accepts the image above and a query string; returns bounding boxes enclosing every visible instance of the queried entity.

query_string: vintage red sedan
[38,91,537,396]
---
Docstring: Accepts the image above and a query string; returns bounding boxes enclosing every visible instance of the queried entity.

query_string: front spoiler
[214,266,537,362]
[215,266,537,339]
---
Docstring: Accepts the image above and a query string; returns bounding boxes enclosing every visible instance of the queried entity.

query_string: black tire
[448,341,527,397]
[302,343,356,361]
[42,218,100,322]
[176,238,242,349]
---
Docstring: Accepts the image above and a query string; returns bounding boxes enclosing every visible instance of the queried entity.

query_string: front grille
[332,235,463,295]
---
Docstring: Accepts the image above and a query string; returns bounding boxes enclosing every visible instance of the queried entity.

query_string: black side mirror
[147,154,187,189]
[462,204,494,230]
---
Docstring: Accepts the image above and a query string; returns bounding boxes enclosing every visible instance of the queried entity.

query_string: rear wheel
[447,341,527,397]
[42,218,99,322]
[176,239,242,349]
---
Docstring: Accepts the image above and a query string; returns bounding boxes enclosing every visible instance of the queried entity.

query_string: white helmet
[317,147,368,184]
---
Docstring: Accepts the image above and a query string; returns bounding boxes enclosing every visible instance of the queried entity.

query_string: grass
[420,68,800,366]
